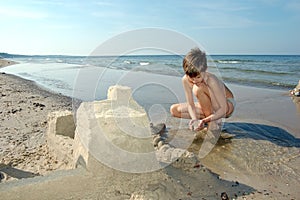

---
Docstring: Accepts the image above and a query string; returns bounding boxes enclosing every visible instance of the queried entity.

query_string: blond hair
[183,47,207,77]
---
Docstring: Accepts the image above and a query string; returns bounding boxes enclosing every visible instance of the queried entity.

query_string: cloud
[29,0,66,6]
[0,6,47,19]
[177,1,256,30]
[285,0,300,11]
[43,24,77,30]
[190,1,252,12]
[191,10,256,30]
[91,1,125,19]
[91,11,125,19]
[94,1,116,7]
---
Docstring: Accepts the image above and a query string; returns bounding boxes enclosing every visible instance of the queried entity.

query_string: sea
[1,54,299,101]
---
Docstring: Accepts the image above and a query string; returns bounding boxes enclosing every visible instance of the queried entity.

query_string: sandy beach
[0,71,73,182]
[0,60,299,199]
[0,59,18,68]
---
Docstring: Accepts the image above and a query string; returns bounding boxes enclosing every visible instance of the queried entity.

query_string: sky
[0,0,300,55]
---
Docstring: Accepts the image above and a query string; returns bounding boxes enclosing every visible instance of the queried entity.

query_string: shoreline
[0,59,18,68]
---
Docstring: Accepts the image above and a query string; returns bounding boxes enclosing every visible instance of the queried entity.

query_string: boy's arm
[182,76,197,120]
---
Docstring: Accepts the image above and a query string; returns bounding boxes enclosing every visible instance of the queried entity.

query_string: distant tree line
[0,53,29,59]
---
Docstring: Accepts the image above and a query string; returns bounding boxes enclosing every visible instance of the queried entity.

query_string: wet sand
[227,84,300,138]
[196,85,300,199]
[193,84,300,199]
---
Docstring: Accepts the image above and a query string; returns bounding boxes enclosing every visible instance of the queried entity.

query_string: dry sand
[0,60,299,199]
[0,72,73,182]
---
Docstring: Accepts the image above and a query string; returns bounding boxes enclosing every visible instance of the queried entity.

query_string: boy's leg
[170,102,203,119]
[192,84,222,131]
[170,84,211,119]
[192,83,212,118]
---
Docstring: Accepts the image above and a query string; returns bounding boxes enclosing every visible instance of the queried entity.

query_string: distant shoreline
[0,59,18,68]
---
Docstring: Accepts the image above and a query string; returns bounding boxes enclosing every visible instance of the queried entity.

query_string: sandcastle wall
[47,85,198,173]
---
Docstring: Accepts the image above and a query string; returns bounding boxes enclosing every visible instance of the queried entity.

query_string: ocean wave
[211,59,272,64]
[123,60,132,64]
[139,62,150,66]
[220,67,291,75]
[222,76,295,89]
[123,60,151,66]
[212,59,250,64]
[123,60,139,65]
[216,60,241,64]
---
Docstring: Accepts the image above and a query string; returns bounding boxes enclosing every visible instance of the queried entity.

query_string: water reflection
[290,80,300,114]
[291,96,300,114]
[188,122,300,198]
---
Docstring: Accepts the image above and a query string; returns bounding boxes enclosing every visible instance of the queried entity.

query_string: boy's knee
[170,104,177,116]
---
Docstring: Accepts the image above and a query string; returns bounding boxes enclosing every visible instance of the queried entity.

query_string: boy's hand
[189,119,205,131]
[195,120,205,131]
[189,119,197,130]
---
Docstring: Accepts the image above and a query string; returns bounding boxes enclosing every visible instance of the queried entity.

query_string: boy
[170,48,235,131]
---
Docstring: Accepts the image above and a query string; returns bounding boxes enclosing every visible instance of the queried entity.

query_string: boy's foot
[220,132,235,139]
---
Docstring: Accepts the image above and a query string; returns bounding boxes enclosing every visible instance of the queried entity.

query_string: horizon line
[1,52,300,57]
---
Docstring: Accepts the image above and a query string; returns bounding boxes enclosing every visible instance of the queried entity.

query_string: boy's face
[188,74,203,86]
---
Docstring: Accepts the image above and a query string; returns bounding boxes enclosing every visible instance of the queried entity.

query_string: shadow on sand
[0,164,39,182]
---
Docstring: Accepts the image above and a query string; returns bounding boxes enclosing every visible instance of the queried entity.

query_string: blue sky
[0,0,300,55]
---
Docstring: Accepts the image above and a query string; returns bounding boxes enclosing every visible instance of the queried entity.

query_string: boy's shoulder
[206,73,221,85]
[181,74,188,82]
[206,72,218,80]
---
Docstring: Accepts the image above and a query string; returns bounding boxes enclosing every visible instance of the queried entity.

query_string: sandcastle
[47,85,198,173]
